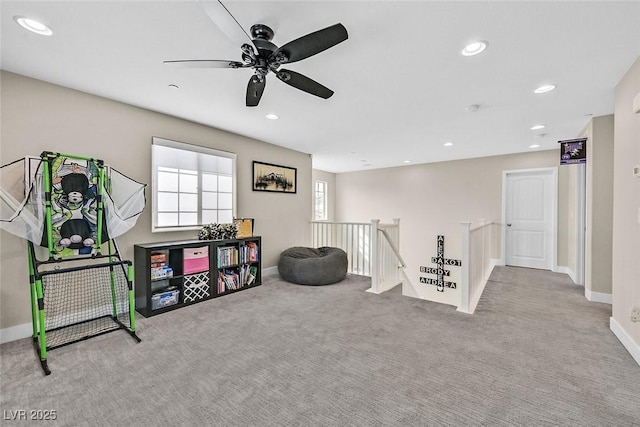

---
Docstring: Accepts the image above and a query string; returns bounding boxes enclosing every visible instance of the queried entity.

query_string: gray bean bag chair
[278,247,348,286]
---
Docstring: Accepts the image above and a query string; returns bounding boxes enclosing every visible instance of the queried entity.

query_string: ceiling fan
[164,0,348,107]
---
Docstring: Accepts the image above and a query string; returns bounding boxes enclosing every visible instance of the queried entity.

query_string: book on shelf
[248,266,258,284]
[218,269,240,292]
[217,246,239,267]
[240,242,259,264]
[240,265,257,285]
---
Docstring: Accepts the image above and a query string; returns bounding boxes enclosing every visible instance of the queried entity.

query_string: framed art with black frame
[252,161,297,193]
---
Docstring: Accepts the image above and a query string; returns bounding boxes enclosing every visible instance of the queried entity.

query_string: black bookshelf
[134,237,261,317]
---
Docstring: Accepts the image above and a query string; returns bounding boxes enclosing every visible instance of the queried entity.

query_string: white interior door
[503,168,557,270]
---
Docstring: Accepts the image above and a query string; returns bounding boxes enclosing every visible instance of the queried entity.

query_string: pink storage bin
[183,246,209,275]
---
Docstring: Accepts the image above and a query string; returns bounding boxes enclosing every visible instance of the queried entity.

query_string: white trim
[555,266,577,284]
[366,283,402,294]
[501,173,507,266]
[552,168,558,272]
[0,322,32,344]
[575,164,586,285]
[313,180,328,221]
[263,266,279,277]
[610,316,640,366]
[585,288,612,304]
[501,167,558,271]
[151,136,237,233]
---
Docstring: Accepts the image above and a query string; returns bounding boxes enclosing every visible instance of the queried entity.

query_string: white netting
[103,168,146,240]
[0,156,146,246]
[0,157,45,244]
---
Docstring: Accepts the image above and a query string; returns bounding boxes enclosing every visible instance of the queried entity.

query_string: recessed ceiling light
[534,84,556,94]
[461,41,488,56]
[266,113,279,120]
[168,84,179,90]
[530,124,546,130]
[529,144,541,149]
[444,142,454,147]
[14,16,52,36]
[403,160,411,164]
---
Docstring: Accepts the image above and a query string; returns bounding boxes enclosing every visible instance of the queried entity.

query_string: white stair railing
[310,219,405,292]
[459,219,495,314]
[311,221,373,276]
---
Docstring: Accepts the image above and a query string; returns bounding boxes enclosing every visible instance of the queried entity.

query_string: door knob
[507,223,512,227]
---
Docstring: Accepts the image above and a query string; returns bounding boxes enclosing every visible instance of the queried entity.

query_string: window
[314,180,327,220]
[152,137,236,232]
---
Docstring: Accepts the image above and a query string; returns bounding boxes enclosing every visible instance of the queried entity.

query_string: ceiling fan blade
[199,0,256,53]
[270,23,348,64]
[246,76,266,107]
[276,69,334,99]
[163,60,244,68]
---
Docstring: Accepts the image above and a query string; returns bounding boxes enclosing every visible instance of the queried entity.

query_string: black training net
[40,262,132,349]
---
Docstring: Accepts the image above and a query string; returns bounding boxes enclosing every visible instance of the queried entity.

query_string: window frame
[314,180,328,221]
[151,137,237,233]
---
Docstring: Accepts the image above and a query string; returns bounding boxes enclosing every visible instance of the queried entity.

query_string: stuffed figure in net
[50,160,99,254]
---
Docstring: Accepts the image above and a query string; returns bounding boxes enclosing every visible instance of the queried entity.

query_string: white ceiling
[2,1,639,173]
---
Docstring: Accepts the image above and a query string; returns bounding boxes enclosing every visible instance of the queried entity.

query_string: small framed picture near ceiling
[252,161,297,193]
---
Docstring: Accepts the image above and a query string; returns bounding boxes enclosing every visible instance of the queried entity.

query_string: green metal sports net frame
[27,151,141,375]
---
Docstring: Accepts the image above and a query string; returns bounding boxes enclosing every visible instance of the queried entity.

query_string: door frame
[500,167,558,271]
[575,164,586,285]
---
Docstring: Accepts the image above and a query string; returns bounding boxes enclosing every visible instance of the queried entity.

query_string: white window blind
[152,137,236,232]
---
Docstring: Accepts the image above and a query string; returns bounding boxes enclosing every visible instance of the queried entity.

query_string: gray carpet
[1,266,639,426]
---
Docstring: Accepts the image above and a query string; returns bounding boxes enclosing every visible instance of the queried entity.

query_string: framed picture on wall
[252,161,297,193]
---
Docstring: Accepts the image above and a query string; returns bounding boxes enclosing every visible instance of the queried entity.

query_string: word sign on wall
[419,235,461,292]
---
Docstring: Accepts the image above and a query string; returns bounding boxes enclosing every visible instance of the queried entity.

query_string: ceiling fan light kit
[164,0,348,107]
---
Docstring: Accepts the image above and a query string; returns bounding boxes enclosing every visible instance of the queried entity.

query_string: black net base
[40,262,133,350]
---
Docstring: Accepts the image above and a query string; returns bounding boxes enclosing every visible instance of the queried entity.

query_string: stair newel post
[369,219,380,293]
[459,221,471,313]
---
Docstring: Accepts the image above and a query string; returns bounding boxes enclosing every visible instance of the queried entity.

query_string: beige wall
[612,58,640,351]
[0,71,312,331]
[312,169,336,222]
[335,149,571,306]
[580,115,615,297]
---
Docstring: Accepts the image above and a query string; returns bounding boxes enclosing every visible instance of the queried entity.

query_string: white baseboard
[262,266,279,277]
[491,258,503,267]
[585,288,612,304]
[0,322,32,344]
[555,266,576,283]
[610,316,640,367]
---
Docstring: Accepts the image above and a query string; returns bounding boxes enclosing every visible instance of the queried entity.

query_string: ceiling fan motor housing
[250,24,274,41]
[254,39,278,59]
